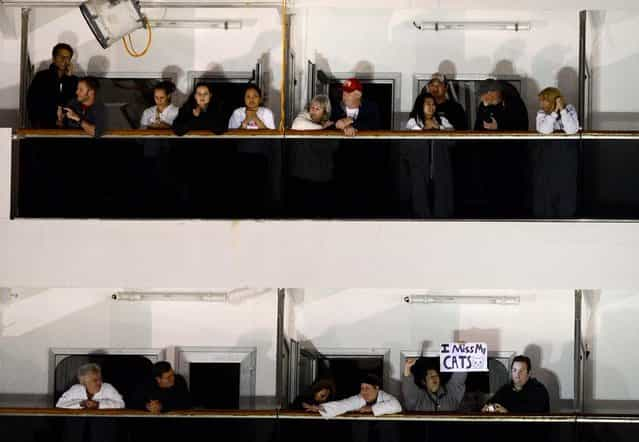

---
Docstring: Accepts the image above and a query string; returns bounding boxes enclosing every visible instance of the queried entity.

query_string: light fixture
[80,0,146,49]
[148,19,242,30]
[112,291,228,303]
[403,294,520,305]
[413,21,531,32]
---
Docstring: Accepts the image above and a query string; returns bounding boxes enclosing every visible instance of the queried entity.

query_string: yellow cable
[123,20,152,58]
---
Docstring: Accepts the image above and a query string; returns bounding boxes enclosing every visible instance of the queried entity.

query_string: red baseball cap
[342,78,363,93]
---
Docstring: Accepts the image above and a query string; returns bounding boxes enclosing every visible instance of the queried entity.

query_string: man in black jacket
[475,79,528,131]
[331,78,381,136]
[483,355,550,413]
[427,73,468,130]
[473,79,530,216]
[27,43,79,128]
[132,361,191,412]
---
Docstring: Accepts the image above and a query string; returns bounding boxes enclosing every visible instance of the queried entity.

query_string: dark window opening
[189,362,241,409]
[328,81,394,130]
[317,357,384,400]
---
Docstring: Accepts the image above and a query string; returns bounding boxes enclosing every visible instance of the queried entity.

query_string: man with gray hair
[56,363,124,409]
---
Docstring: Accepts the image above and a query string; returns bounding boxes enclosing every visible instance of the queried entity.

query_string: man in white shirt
[309,374,401,442]
[308,374,401,418]
[57,363,125,409]
[57,363,124,442]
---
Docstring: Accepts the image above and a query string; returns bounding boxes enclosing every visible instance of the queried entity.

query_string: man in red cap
[331,78,381,136]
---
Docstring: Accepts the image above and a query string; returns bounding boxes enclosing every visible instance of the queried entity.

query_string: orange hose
[122,20,152,58]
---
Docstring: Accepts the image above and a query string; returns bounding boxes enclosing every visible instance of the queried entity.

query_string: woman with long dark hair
[172,82,226,135]
[406,92,454,131]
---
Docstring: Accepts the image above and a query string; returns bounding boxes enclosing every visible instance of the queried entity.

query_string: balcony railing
[10,129,639,220]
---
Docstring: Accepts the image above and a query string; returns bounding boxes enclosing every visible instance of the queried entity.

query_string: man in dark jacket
[61,76,107,137]
[474,79,528,131]
[132,361,191,412]
[331,78,381,135]
[473,79,530,216]
[27,43,79,128]
[483,355,550,413]
[427,73,468,130]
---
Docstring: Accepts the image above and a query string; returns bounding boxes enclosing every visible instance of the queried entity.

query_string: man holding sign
[402,357,467,412]
[482,355,550,413]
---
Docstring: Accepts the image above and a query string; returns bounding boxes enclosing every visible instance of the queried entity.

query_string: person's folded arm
[371,392,402,416]
[319,395,365,418]
[560,105,580,135]
[536,110,556,135]
[56,385,85,409]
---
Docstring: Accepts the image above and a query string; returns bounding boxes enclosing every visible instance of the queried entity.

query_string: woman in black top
[172,83,226,135]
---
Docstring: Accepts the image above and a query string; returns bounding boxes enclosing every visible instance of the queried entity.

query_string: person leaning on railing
[56,363,123,442]
[401,357,466,412]
[310,373,402,417]
[58,76,107,138]
[288,95,338,216]
[26,42,79,129]
[532,87,580,218]
[330,78,381,136]
[172,83,226,135]
[56,363,125,409]
[140,80,179,129]
[291,378,335,411]
[482,355,550,413]
[291,94,334,130]
[130,361,191,413]
[228,83,276,130]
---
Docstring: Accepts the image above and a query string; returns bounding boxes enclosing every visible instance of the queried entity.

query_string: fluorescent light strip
[112,291,228,302]
[404,295,520,305]
[148,19,242,29]
[414,21,531,32]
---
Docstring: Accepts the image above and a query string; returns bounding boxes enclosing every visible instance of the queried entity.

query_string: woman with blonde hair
[291,94,333,130]
[532,86,580,217]
[287,95,338,217]
[536,87,579,135]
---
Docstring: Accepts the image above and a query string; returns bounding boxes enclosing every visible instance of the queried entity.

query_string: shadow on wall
[524,343,563,411]
[492,58,540,128]
[163,64,186,105]
[0,7,17,39]
[237,328,277,404]
[583,292,637,414]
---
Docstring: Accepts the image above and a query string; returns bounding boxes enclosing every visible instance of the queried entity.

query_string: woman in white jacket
[56,363,124,442]
[307,374,402,418]
[532,87,580,218]
[536,87,579,135]
[291,94,334,130]
[56,363,124,409]
[288,95,338,217]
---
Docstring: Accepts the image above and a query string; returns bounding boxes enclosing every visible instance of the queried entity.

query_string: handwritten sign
[440,343,488,372]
